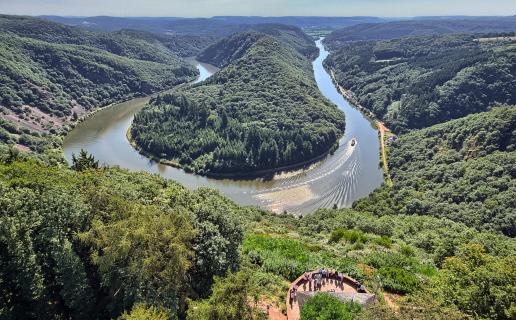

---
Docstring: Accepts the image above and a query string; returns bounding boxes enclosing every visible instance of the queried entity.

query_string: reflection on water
[63,45,383,214]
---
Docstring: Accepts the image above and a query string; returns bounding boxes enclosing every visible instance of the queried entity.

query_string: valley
[0,11,514,320]
[63,39,384,214]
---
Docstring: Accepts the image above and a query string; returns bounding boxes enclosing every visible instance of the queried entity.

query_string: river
[63,40,383,214]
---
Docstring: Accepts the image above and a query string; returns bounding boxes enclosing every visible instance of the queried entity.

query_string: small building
[386,136,397,145]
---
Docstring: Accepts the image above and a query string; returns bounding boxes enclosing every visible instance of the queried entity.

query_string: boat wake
[252,142,360,213]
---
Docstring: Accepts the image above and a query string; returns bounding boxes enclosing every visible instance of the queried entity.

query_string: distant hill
[130,32,345,175]
[197,24,318,68]
[354,106,516,236]
[0,14,212,58]
[40,15,391,34]
[325,17,516,44]
[0,15,197,151]
[325,33,516,132]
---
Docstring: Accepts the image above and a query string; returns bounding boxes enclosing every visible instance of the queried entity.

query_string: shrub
[118,304,170,320]
[378,267,419,294]
[243,234,311,280]
[374,236,393,248]
[329,227,346,243]
[301,293,362,320]
[400,244,416,257]
[329,228,368,244]
[365,252,417,270]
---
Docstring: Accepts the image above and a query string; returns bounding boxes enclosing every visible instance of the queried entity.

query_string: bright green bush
[378,267,419,294]
[300,293,362,320]
[243,234,311,280]
[374,236,393,248]
[118,304,170,320]
[329,228,368,244]
[329,227,346,243]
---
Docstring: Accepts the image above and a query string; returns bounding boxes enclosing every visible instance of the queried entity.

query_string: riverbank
[127,124,342,180]
[64,43,384,214]
[62,58,211,154]
[377,121,393,187]
[328,69,393,185]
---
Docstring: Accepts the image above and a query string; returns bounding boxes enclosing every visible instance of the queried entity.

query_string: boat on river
[351,138,357,147]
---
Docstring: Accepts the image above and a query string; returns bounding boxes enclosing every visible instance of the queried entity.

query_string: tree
[79,203,195,317]
[432,243,516,319]
[164,187,244,297]
[186,271,258,320]
[71,149,99,171]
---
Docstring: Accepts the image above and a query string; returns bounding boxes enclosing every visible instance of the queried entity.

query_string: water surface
[64,44,383,213]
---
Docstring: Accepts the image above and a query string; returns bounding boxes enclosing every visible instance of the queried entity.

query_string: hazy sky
[1,0,515,17]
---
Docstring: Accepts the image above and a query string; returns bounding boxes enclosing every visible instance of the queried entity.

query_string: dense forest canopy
[324,17,516,44]
[0,150,514,319]
[354,107,516,236]
[197,24,319,67]
[0,15,204,60]
[0,157,246,319]
[131,32,345,175]
[324,33,516,132]
[0,15,198,151]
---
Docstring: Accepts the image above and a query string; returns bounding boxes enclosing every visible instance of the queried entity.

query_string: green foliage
[0,15,197,151]
[354,107,516,236]
[378,267,419,294]
[373,236,393,248]
[197,24,319,68]
[71,149,99,171]
[79,202,195,316]
[186,271,259,320]
[300,293,362,320]
[161,186,245,297]
[0,31,195,116]
[0,161,92,319]
[118,303,171,320]
[329,228,368,244]
[0,159,249,319]
[432,243,516,319]
[131,32,345,175]
[325,33,515,132]
[243,234,312,281]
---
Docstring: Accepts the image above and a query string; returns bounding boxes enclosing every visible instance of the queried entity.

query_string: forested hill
[0,15,192,61]
[40,15,390,34]
[197,24,318,68]
[131,33,345,175]
[354,106,516,236]
[0,15,197,152]
[324,17,516,44]
[112,29,214,57]
[324,33,516,132]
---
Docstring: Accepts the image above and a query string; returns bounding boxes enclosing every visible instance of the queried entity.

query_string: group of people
[289,268,368,304]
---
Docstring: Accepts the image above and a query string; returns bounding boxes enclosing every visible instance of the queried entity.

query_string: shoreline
[126,125,341,180]
[61,58,210,158]
[328,68,393,184]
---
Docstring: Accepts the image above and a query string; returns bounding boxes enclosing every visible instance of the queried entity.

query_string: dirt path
[383,292,401,313]
[257,300,286,320]
[377,121,392,187]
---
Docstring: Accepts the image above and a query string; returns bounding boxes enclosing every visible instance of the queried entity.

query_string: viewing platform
[284,269,376,320]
